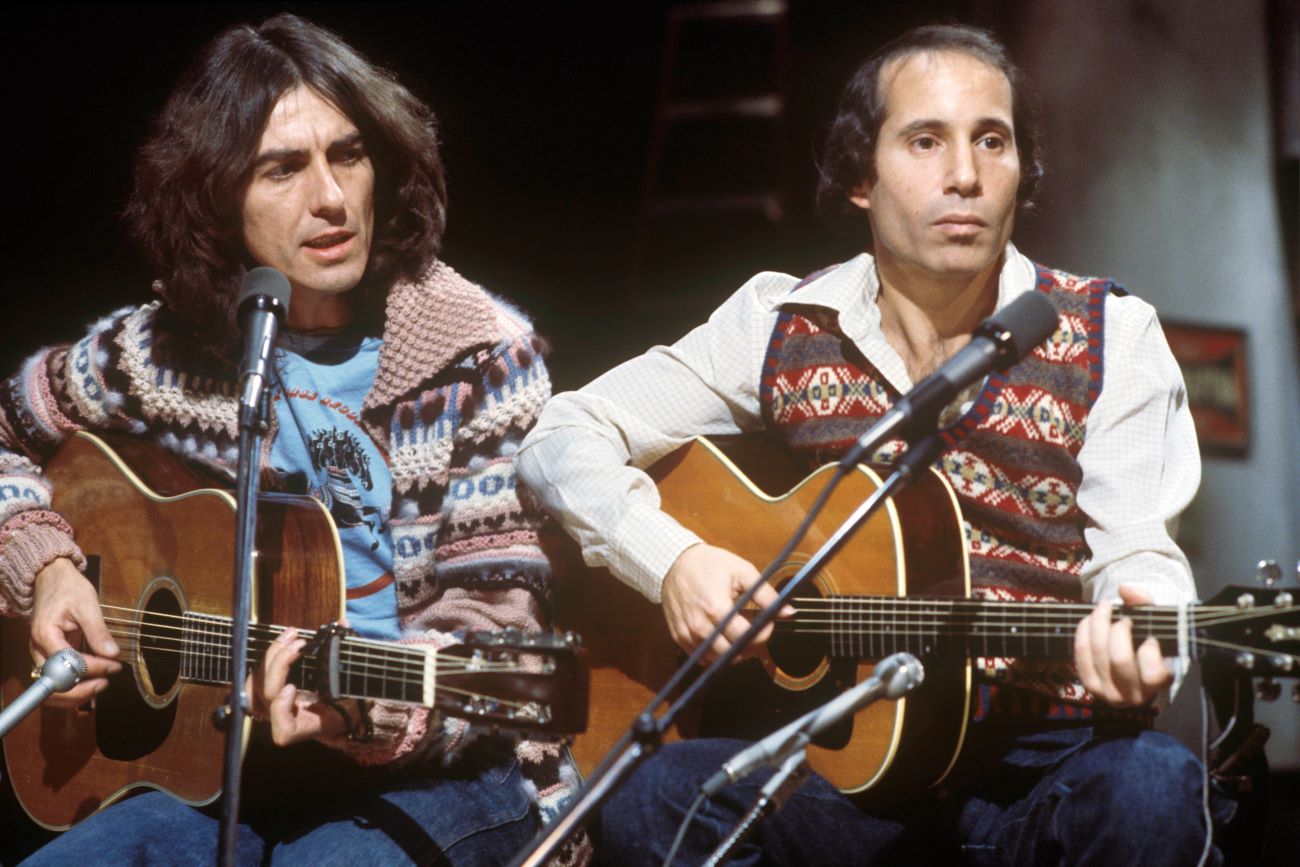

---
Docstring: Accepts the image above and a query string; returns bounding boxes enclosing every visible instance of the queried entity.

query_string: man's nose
[945,142,981,197]
[308,158,347,217]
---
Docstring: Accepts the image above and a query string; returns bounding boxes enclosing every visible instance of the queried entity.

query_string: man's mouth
[934,214,987,228]
[304,231,355,250]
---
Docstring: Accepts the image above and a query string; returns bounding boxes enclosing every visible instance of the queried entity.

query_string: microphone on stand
[701,653,924,797]
[236,267,292,430]
[838,291,1060,469]
[0,649,88,739]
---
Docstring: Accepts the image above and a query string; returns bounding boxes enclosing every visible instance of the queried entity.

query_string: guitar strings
[769,596,1268,619]
[97,604,519,671]
[100,633,521,680]
[97,624,522,679]
[98,633,542,708]
[93,606,541,696]
[782,596,1251,619]
[774,599,1288,628]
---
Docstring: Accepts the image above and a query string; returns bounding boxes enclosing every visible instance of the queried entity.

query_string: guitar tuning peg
[1273,654,1295,673]
[1257,560,1282,587]
[1277,591,1295,609]
[1236,651,1256,670]
[1256,679,1281,702]
[1236,593,1256,610]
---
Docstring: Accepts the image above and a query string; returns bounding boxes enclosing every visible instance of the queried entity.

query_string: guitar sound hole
[98,581,182,760]
[768,583,827,680]
[140,585,183,697]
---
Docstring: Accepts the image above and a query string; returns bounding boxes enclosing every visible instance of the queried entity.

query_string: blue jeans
[599,726,1233,866]
[21,747,538,866]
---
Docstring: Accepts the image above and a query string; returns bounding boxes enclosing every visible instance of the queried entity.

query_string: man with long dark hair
[0,14,579,865]
[519,23,1230,864]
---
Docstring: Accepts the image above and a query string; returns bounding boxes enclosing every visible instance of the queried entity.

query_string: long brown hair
[126,13,447,355]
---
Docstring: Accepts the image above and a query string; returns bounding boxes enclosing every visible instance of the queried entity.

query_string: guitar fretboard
[774,597,1197,660]
[175,612,429,703]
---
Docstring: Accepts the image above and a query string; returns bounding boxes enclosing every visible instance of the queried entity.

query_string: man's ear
[847,181,872,212]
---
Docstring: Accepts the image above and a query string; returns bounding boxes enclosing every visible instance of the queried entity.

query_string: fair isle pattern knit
[0,262,578,828]
[761,264,1126,713]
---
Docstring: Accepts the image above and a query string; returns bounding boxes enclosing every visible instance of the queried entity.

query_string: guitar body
[1,432,343,829]
[560,436,972,805]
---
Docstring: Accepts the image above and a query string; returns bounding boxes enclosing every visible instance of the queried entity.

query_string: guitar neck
[776,596,1196,660]
[174,614,432,704]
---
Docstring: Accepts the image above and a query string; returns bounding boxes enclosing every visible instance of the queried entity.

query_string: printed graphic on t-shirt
[303,428,385,550]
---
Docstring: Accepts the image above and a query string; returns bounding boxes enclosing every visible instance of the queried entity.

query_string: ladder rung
[670,0,786,23]
[664,94,782,120]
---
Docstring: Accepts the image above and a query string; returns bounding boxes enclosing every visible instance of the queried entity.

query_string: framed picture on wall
[1161,322,1250,456]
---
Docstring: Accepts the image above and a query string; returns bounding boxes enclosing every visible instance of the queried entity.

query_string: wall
[1011,0,1300,767]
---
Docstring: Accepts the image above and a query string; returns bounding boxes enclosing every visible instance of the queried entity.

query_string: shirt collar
[778,243,1037,331]
[775,243,1037,391]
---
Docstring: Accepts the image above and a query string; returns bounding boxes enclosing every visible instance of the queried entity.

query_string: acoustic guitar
[0,431,589,829]
[559,436,1300,805]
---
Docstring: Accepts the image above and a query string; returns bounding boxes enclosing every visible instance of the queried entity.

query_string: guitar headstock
[435,629,589,737]
[1200,585,1300,678]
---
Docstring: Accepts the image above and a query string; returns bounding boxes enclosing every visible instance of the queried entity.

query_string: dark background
[2,0,980,389]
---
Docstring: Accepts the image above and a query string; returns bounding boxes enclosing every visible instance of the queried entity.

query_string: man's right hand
[661,543,792,665]
[29,557,121,707]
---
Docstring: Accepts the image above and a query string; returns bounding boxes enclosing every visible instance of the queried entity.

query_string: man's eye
[266,163,296,180]
[979,135,1006,150]
[338,147,367,165]
[912,136,938,151]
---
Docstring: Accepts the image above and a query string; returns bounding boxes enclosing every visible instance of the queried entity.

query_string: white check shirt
[517,245,1199,614]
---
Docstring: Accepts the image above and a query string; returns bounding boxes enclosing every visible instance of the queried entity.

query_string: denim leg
[269,755,537,866]
[957,727,1224,867]
[599,739,945,867]
[21,752,536,867]
[19,790,267,866]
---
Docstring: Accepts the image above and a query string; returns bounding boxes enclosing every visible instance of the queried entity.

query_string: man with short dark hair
[1,14,578,865]
[518,24,1224,864]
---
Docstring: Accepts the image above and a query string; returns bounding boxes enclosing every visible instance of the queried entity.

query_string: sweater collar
[364,260,500,412]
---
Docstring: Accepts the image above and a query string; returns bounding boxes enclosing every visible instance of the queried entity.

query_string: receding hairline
[875,48,1016,129]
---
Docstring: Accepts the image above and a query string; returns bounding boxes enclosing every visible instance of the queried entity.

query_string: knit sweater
[0,261,578,821]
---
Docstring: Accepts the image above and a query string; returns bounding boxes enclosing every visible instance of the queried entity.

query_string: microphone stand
[511,433,946,867]
[703,750,810,867]
[218,388,271,867]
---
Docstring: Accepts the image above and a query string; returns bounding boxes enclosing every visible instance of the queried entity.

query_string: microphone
[701,653,924,797]
[0,648,88,739]
[838,291,1059,469]
[237,267,292,430]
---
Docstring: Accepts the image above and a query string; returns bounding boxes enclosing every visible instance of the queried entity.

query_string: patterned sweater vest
[760,264,1136,718]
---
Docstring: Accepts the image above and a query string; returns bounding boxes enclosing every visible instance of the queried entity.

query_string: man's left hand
[1074,585,1172,707]
[248,628,349,746]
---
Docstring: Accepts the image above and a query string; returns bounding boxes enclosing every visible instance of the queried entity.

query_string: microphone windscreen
[238,267,293,313]
[987,291,1059,360]
[45,648,87,691]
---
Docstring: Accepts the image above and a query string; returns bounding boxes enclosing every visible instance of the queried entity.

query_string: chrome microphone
[236,267,292,430]
[701,652,924,797]
[0,648,88,738]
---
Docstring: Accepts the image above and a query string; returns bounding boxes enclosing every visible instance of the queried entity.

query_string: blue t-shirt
[271,332,398,640]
